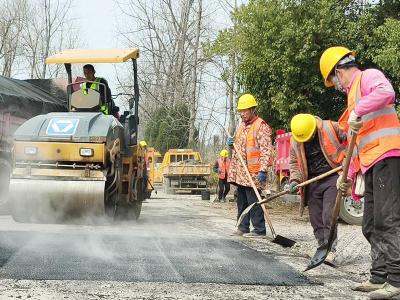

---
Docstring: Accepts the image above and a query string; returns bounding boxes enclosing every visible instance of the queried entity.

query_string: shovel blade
[235,203,256,228]
[304,245,329,271]
[272,235,296,248]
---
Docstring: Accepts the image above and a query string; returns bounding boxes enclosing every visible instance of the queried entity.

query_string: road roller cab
[10,49,146,223]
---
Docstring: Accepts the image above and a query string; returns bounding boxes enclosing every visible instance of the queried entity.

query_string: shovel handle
[255,166,343,207]
[327,132,358,251]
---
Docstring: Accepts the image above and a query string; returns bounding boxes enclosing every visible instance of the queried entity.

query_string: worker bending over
[213,150,231,203]
[227,94,272,238]
[320,46,400,299]
[287,114,346,265]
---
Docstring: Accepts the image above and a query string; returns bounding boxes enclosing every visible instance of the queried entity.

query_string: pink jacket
[347,69,400,199]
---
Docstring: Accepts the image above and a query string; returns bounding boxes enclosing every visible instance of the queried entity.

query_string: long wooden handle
[327,133,357,250]
[231,141,277,238]
[255,165,343,206]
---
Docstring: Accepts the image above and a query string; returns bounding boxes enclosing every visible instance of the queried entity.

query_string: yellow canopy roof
[45,48,139,64]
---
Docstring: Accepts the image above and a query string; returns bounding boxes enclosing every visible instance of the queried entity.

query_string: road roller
[9,49,146,223]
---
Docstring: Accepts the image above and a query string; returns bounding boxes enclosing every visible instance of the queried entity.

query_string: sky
[71,0,124,93]
[67,0,242,141]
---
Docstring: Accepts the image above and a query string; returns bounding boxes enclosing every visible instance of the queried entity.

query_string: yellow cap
[290,114,317,143]
[237,94,257,110]
[139,140,147,147]
[320,46,355,87]
[220,149,228,158]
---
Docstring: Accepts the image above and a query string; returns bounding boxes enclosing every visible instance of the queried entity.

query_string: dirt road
[0,191,383,299]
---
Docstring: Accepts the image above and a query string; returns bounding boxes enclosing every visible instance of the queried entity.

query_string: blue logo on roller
[46,118,79,135]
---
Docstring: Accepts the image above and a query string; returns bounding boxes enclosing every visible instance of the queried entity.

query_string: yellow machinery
[161,149,211,194]
[143,147,161,198]
[153,151,163,185]
[9,49,146,223]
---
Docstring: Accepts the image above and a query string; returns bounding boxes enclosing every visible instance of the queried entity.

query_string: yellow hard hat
[220,149,228,158]
[139,140,147,147]
[237,94,257,110]
[290,114,317,143]
[320,46,355,87]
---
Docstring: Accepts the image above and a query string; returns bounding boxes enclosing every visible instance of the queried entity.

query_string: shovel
[230,139,296,248]
[236,166,343,228]
[304,132,358,272]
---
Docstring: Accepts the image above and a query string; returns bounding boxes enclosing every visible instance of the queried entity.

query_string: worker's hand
[348,110,363,133]
[227,137,234,147]
[336,175,352,196]
[256,171,267,183]
[285,181,298,194]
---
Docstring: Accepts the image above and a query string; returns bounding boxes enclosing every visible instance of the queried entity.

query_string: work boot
[368,282,400,299]
[352,280,385,292]
[324,251,336,267]
[243,231,266,238]
[230,229,246,236]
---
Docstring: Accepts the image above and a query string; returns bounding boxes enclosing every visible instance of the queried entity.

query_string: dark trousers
[306,174,338,247]
[362,157,400,287]
[236,185,266,234]
[218,179,230,200]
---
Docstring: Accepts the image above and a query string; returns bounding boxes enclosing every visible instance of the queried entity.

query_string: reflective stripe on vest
[100,105,109,115]
[235,117,264,174]
[345,72,400,170]
[321,120,346,164]
[82,77,102,94]
[217,158,230,179]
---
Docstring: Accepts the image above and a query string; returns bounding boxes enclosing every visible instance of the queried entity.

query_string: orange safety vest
[235,117,268,174]
[338,71,400,171]
[292,118,346,180]
[217,158,231,179]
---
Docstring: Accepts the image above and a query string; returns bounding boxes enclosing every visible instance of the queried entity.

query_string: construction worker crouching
[227,94,272,238]
[287,114,347,265]
[320,46,400,299]
[213,149,231,203]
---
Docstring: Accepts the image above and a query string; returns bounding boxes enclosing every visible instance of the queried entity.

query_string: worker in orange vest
[227,94,272,238]
[320,46,400,299]
[287,114,347,265]
[213,149,231,202]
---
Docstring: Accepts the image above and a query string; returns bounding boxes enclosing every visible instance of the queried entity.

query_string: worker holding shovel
[227,94,272,238]
[287,114,347,265]
[320,46,400,299]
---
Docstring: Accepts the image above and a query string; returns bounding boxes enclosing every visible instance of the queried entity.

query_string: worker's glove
[227,137,234,146]
[348,110,363,133]
[336,175,352,196]
[285,181,298,194]
[256,171,267,183]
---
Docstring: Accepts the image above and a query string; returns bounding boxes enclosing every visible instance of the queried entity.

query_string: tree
[0,0,26,77]
[145,103,195,154]
[369,18,400,91]
[118,0,208,147]
[22,0,78,79]
[210,0,396,130]
[0,0,80,79]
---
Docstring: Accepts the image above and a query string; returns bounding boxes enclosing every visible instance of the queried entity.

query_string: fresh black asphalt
[0,231,310,285]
